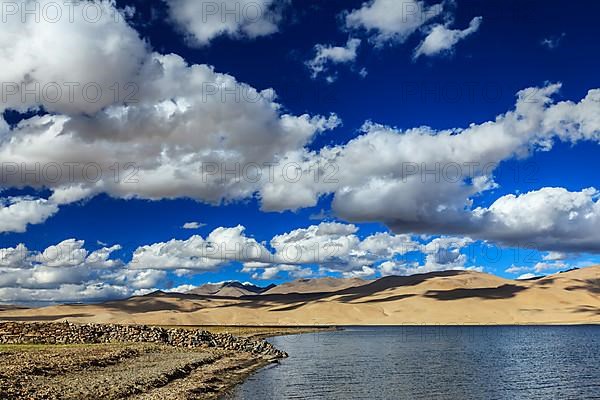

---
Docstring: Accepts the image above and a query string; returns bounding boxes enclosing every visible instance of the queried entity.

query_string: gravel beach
[0,322,317,400]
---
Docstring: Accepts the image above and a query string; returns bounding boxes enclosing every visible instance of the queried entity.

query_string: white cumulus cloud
[0,197,59,233]
[346,0,443,45]
[414,16,482,59]
[306,38,361,81]
[0,0,148,115]
[182,222,206,229]
[164,0,288,46]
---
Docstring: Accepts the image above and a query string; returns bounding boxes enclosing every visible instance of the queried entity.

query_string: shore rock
[0,322,287,359]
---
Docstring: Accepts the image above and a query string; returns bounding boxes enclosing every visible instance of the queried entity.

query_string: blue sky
[1,0,600,303]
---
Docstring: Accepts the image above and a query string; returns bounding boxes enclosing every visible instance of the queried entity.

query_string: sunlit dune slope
[1,267,598,326]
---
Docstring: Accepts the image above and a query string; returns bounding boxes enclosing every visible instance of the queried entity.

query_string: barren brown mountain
[262,277,370,295]
[187,282,274,298]
[1,267,598,326]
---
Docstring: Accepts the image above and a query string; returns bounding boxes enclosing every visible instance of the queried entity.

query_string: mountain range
[0,266,598,325]
[186,277,368,297]
[187,281,276,297]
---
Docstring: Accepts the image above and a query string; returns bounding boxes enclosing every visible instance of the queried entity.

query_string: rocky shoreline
[0,321,287,359]
[0,322,295,399]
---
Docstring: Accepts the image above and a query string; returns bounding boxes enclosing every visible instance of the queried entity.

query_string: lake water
[226,326,600,399]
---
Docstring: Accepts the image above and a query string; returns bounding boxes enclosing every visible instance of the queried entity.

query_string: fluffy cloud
[0,0,147,115]
[543,251,568,261]
[164,0,287,46]
[129,225,271,271]
[182,222,205,229]
[269,222,418,273]
[0,197,59,233]
[0,284,131,305]
[345,0,443,45]
[125,222,475,279]
[263,84,565,213]
[306,38,361,81]
[1,54,339,203]
[505,265,530,275]
[0,239,125,299]
[342,266,376,278]
[115,269,168,290]
[420,237,475,272]
[260,84,600,253]
[128,222,419,277]
[0,186,94,234]
[378,261,406,277]
[378,237,478,276]
[474,188,600,252]
[317,1,477,67]
[0,0,339,214]
[505,258,569,277]
[414,16,482,58]
[534,261,567,273]
[244,264,312,280]
[0,238,198,303]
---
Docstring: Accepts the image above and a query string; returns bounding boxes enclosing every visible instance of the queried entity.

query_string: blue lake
[226,326,600,399]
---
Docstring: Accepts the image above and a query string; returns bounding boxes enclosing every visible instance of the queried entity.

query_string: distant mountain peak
[262,276,370,295]
[187,281,275,297]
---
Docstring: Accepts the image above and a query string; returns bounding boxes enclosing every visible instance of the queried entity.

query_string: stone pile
[0,322,287,359]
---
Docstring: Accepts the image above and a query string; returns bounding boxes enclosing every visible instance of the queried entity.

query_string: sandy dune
[1,267,598,326]
[262,277,370,295]
[0,305,28,312]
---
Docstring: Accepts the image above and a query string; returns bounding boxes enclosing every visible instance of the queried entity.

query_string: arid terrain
[1,267,598,326]
[0,343,253,400]
[0,322,323,400]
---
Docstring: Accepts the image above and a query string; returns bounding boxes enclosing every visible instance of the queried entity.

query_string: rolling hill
[262,277,369,295]
[0,267,598,326]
